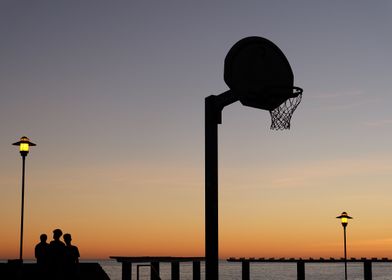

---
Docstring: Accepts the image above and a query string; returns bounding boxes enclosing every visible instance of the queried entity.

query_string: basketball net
[269,90,302,130]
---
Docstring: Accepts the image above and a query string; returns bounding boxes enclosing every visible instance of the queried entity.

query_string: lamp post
[12,136,36,261]
[205,37,302,279]
[336,211,353,280]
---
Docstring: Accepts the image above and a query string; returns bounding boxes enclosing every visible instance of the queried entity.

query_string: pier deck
[0,262,109,280]
[110,256,204,280]
[227,257,392,280]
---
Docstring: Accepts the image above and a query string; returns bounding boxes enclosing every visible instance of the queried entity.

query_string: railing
[227,257,392,280]
[110,256,204,280]
[111,256,392,280]
[136,264,156,280]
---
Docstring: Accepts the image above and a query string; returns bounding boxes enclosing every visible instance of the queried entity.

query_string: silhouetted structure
[12,136,36,261]
[205,36,302,279]
[0,262,109,280]
[337,212,353,280]
[227,257,392,280]
[110,256,204,280]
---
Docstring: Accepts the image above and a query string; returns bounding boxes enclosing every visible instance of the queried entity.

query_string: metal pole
[343,226,347,280]
[205,95,219,280]
[205,91,238,280]
[19,155,26,261]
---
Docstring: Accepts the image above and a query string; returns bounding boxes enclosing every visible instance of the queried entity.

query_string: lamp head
[12,136,36,156]
[336,211,353,227]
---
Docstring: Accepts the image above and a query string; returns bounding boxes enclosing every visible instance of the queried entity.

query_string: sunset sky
[2,0,392,260]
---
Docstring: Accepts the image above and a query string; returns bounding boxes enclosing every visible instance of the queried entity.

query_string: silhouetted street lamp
[205,37,303,279]
[12,136,36,261]
[337,211,353,280]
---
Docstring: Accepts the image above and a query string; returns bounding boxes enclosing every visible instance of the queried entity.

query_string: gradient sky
[2,0,392,260]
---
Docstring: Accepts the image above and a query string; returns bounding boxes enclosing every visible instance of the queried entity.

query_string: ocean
[97,259,392,280]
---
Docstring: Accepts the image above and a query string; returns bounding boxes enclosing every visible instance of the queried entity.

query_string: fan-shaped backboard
[224,37,296,111]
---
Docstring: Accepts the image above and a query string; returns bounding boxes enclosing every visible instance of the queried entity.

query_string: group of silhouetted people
[35,228,80,280]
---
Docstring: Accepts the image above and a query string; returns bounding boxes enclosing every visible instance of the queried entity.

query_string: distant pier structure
[111,256,204,280]
[228,257,392,280]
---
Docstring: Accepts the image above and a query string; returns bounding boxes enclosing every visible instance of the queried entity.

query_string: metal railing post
[122,262,132,280]
[297,261,305,280]
[151,262,160,280]
[242,261,250,280]
[364,260,372,280]
[193,261,201,280]
[171,261,179,280]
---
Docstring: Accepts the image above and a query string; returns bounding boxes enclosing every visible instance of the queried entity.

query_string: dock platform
[227,257,392,280]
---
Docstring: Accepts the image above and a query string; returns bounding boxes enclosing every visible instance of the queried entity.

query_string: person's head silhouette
[53,229,63,241]
[63,233,72,246]
[40,234,47,243]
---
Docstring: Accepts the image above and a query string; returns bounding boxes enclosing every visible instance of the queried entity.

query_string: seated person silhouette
[49,228,66,279]
[35,233,50,277]
[63,233,80,279]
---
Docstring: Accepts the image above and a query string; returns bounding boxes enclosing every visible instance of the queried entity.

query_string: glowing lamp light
[20,143,29,152]
[336,211,353,227]
[12,136,36,156]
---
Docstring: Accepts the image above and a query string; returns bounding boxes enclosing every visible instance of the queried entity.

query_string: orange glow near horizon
[2,156,392,260]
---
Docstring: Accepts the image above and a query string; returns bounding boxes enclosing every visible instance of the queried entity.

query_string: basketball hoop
[223,36,303,130]
[205,36,303,280]
[269,87,302,130]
